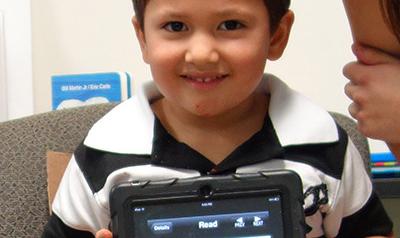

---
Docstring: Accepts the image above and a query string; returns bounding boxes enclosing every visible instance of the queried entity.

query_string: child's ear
[132,16,149,63]
[267,10,295,61]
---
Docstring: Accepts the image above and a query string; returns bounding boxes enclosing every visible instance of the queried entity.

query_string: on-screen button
[151,222,173,234]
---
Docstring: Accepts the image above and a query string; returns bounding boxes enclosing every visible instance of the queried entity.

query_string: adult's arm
[342,0,400,160]
[343,44,400,160]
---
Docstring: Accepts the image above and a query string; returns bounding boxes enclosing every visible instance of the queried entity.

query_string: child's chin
[188,106,216,118]
[190,107,229,118]
[191,109,214,118]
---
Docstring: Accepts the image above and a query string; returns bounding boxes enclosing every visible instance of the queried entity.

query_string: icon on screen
[150,222,173,234]
[253,216,264,227]
[134,207,145,212]
[234,217,246,228]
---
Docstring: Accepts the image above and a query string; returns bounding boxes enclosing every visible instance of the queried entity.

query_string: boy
[42,0,393,237]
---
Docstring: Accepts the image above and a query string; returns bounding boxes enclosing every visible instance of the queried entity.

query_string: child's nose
[185,34,219,66]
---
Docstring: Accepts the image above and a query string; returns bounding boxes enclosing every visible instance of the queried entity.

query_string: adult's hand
[95,229,112,238]
[343,44,400,158]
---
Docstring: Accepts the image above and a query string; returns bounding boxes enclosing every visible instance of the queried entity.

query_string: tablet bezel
[109,170,306,238]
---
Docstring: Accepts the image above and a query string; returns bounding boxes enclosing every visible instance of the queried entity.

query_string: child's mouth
[181,74,228,90]
[181,74,228,83]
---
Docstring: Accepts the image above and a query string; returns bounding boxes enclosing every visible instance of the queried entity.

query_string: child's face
[134,0,292,117]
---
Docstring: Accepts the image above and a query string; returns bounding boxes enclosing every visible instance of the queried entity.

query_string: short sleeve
[323,139,393,237]
[51,155,109,235]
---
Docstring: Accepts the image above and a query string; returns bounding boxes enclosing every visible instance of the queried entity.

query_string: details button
[151,222,173,234]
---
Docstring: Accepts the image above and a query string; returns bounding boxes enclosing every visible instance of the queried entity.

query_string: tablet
[109,170,306,238]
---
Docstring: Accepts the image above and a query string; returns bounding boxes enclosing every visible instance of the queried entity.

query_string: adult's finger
[344,82,357,100]
[342,61,365,84]
[348,102,360,120]
[95,229,112,238]
[352,43,400,65]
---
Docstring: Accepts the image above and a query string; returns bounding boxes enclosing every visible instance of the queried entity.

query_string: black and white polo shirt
[42,75,393,238]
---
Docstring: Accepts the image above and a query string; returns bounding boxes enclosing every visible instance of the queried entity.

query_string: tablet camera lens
[200,185,213,198]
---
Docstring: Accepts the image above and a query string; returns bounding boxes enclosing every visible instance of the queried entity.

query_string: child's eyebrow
[214,8,254,18]
[156,8,254,20]
[157,10,186,19]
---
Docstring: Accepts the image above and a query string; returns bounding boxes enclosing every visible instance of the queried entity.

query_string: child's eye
[219,20,244,31]
[163,21,188,32]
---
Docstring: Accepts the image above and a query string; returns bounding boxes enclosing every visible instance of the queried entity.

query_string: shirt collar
[83,81,158,154]
[150,115,284,174]
[84,74,339,154]
[265,74,339,146]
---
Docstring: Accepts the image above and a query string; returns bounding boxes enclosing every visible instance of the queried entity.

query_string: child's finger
[95,229,113,238]
[352,43,400,65]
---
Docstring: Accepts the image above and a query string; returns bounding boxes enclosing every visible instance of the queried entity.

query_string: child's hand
[343,44,400,146]
[95,229,112,238]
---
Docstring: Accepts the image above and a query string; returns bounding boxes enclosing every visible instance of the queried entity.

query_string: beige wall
[31,0,388,153]
[31,0,150,113]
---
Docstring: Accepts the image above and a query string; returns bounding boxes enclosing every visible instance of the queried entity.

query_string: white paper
[0,0,33,121]
[0,11,8,122]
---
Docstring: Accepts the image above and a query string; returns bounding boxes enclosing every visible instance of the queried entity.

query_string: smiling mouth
[181,74,228,83]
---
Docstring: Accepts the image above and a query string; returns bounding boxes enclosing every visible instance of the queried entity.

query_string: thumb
[95,229,113,238]
[352,43,400,65]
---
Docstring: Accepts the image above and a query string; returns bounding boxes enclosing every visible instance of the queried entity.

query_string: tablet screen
[131,194,284,238]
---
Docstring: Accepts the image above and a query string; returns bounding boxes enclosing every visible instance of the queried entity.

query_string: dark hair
[380,0,400,42]
[132,0,290,33]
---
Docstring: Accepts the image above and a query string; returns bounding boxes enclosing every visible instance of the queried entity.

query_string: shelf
[373,178,400,198]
